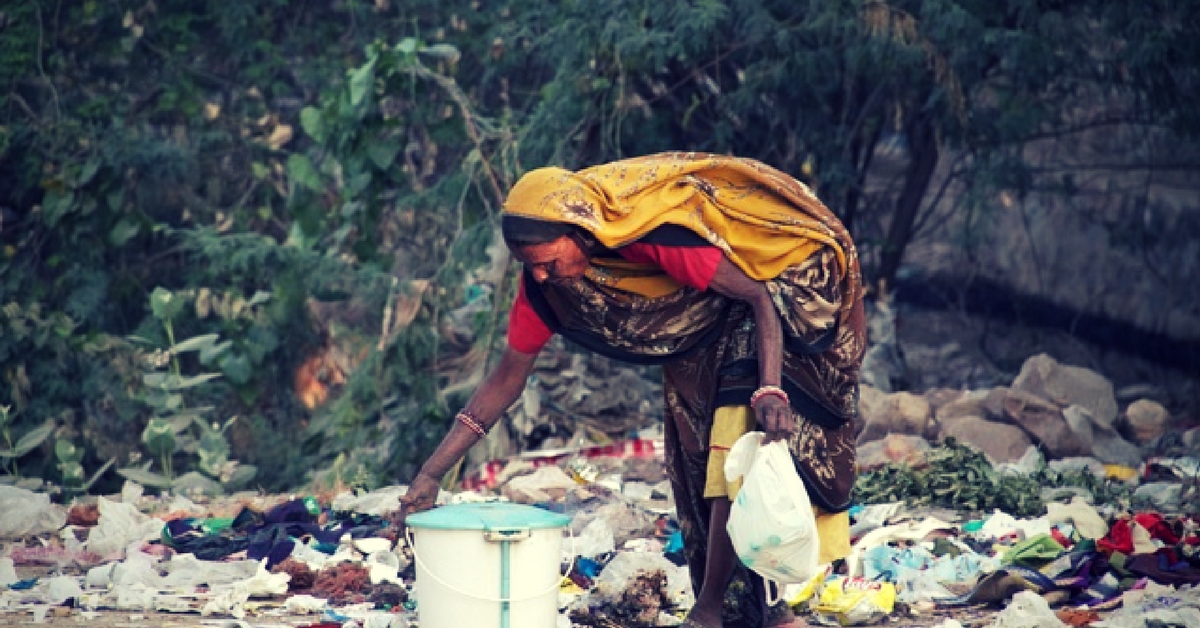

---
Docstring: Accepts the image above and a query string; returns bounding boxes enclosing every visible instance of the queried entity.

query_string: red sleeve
[506,276,553,354]
[618,242,723,290]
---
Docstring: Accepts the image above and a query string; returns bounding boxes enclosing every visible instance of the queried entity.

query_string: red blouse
[507,242,723,354]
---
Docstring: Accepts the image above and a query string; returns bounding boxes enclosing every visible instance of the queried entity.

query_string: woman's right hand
[395,472,440,525]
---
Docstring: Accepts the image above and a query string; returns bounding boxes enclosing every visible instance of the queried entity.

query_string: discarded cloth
[1046,497,1108,540]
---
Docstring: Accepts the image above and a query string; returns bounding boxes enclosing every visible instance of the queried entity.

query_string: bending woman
[398,152,865,628]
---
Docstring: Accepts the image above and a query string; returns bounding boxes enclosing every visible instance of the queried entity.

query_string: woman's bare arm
[706,257,792,441]
[399,346,539,516]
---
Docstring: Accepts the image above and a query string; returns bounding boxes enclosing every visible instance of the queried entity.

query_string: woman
[398,152,865,628]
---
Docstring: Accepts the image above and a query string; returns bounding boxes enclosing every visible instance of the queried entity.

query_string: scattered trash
[0,485,66,538]
[811,577,897,626]
[1,351,1198,628]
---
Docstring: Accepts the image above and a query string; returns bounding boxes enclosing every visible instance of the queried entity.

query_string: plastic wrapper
[811,577,896,626]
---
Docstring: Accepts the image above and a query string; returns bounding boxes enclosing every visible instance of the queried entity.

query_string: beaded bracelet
[456,411,487,437]
[750,385,789,410]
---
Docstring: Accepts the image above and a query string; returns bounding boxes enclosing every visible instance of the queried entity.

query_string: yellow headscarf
[502,152,849,283]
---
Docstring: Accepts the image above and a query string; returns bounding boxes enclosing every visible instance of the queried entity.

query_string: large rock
[981,387,1010,421]
[1184,427,1200,449]
[939,415,1033,463]
[924,388,966,413]
[1123,399,1171,444]
[857,391,932,444]
[936,389,1001,423]
[1011,354,1118,429]
[1003,389,1090,458]
[1063,405,1143,467]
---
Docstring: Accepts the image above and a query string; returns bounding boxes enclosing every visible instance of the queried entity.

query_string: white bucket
[406,502,571,628]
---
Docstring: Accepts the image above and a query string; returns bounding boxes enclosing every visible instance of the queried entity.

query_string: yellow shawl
[503,152,850,284]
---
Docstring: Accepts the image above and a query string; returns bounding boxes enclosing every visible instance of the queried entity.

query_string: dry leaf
[267,124,293,150]
[203,103,221,121]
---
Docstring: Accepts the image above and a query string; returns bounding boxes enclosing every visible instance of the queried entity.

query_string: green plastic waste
[1002,533,1065,566]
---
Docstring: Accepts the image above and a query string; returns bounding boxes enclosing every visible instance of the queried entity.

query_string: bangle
[456,411,487,437]
[750,385,789,410]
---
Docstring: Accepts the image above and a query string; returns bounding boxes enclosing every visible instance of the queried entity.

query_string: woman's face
[512,235,590,284]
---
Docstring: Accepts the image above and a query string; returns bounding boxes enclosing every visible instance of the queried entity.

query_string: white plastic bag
[724,431,820,585]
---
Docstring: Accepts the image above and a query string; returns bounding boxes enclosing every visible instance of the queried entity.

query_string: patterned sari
[505,153,865,627]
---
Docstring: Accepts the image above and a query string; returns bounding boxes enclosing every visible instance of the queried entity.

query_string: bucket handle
[405,526,576,604]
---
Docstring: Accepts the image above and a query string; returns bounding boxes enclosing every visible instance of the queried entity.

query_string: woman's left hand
[756,394,795,443]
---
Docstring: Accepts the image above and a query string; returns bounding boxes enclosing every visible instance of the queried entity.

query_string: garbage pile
[0,350,1196,627]
[1,433,1196,627]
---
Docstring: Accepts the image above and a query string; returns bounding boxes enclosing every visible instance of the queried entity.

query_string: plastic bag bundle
[724,431,820,585]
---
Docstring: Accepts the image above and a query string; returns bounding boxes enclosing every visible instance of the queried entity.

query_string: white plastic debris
[282,594,329,614]
[367,549,402,585]
[46,575,84,603]
[848,502,904,539]
[120,480,144,504]
[0,557,18,587]
[575,517,616,558]
[989,590,1067,628]
[0,485,67,538]
[289,540,333,571]
[978,510,1051,541]
[847,517,956,578]
[354,537,393,554]
[199,560,290,619]
[161,555,261,587]
[996,445,1044,476]
[592,551,694,610]
[85,496,163,557]
[1045,496,1108,539]
[331,486,408,516]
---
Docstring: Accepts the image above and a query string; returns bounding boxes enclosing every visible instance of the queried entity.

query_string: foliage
[0,404,53,478]
[112,286,257,495]
[854,438,1132,517]
[0,0,1197,494]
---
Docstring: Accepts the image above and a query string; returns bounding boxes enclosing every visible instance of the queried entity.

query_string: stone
[1184,427,1200,449]
[856,384,887,439]
[1123,399,1171,444]
[981,387,1011,421]
[1063,404,1143,466]
[857,391,932,444]
[1003,389,1090,458]
[938,415,1033,464]
[1011,354,1118,428]
[924,388,966,413]
[857,434,931,470]
[1090,432,1143,468]
[936,389,994,423]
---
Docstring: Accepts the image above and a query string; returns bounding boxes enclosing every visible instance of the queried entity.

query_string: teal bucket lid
[406,502,571,531]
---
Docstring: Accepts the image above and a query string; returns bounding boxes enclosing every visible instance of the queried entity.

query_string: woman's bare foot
[682,607,723,628]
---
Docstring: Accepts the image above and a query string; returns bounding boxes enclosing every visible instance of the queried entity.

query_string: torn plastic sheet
[0,485,66,539]
[85,496,164,557]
